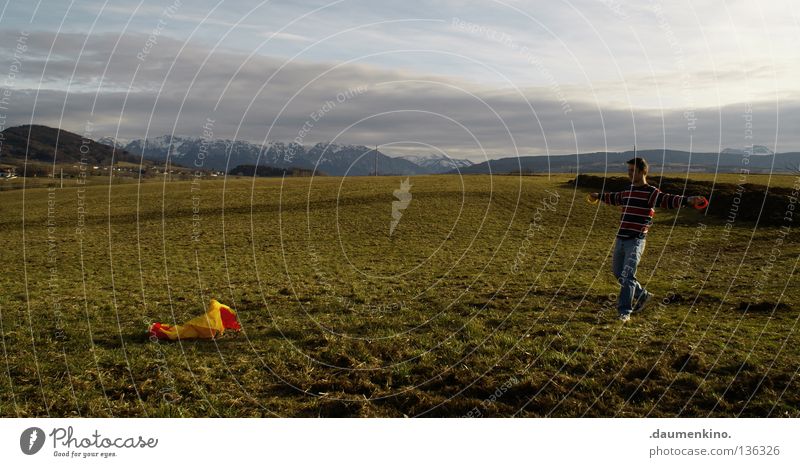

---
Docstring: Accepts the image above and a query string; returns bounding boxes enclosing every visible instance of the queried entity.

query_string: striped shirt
[600,184,688,238]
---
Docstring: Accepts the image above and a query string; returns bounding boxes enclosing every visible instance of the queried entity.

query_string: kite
[148,299,241,341]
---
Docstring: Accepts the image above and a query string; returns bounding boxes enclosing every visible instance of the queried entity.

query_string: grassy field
[0,172,798,417]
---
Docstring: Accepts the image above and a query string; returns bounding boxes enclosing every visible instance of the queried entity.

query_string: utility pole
[60,168,63,188]
[374,145,378,177]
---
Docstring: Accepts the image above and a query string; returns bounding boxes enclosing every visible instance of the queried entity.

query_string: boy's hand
[687,196,709,209]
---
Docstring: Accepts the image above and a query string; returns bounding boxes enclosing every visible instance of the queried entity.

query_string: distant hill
[0,125,141,166]
[451,149,800,175]
[721,145,774,156]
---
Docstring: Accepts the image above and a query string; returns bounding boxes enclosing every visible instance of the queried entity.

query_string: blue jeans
[612,237,646,316]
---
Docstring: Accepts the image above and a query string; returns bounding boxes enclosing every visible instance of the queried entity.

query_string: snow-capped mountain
[397,154,474,173]
[123,136,255,167]
[96,136,129,149]
[117,136,427,175]
[303,142,422,175]
[721,145,774,156]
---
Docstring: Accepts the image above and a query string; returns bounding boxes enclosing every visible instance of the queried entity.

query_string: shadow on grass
[91,331,261,350]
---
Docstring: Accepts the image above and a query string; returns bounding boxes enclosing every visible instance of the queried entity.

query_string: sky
[0,0,798,160]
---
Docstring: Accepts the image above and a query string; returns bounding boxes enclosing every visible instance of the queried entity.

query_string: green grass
[0,173,798,417]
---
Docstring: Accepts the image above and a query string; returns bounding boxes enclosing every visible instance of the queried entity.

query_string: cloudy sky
[1,0,797,160]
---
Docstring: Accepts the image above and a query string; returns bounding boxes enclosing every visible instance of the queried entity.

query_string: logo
[390,178,412,236]
[20,427,45,455]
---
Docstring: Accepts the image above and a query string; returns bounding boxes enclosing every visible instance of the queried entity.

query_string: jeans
[612,236,647,316]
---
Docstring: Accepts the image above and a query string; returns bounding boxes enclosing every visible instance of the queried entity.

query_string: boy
[589,157,704,322]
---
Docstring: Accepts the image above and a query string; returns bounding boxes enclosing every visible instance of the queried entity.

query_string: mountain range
[2,125,798,177]
[98,135,800,175]
[105,135,474,176]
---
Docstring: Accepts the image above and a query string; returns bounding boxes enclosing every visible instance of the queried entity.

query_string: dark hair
[626,157,648,175]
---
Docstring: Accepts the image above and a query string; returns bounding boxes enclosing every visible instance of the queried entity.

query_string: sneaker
[618,313,631,322]
[633,291,654,313]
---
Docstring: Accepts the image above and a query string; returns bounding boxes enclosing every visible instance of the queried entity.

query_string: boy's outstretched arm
[588,190,704,207]
[651,188,704,208]
[590,191,622,205]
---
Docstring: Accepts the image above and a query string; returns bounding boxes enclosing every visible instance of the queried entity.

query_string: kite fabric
[148,299,241,341]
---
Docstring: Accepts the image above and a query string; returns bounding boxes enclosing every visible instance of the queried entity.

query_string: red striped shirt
[598,183,687,238]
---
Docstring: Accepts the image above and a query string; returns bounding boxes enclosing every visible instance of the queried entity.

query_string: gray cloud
[1,30,796,161]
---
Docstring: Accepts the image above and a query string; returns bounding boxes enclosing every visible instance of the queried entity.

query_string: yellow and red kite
[149,299,241,341]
